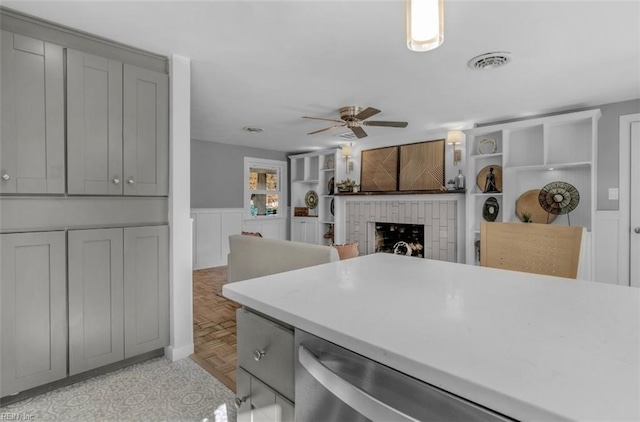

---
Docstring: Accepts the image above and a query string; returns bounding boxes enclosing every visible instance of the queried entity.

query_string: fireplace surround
[341,197,460,262]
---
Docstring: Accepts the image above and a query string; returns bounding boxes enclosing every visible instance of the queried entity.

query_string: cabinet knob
[253,349,267,361]
[113,177,120,185]
[634,227,640,234]
[1,173,9,181]
[127,178,135,185]
[234,395,249,408]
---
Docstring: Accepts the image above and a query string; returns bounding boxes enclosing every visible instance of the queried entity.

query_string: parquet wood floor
[192,266,241,393]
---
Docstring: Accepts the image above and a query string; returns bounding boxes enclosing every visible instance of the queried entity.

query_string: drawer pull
[253,349,267,361]
[235,395,249,408]
[1,173,9,181]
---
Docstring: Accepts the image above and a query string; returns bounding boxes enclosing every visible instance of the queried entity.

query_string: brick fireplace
[344,198,458,262]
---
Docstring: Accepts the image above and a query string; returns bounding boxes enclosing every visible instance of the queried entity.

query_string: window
[244,157,287,219]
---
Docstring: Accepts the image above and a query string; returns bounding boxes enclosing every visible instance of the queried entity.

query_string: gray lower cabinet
[67,49,123,195]
[237,368,295,422]
[68,228,124,375]
[0,31,65,194]
[236,308,295,422]
[123,225,170,358]
[123,64,169,196]
[0,231,67,397]
[68,225,169,372]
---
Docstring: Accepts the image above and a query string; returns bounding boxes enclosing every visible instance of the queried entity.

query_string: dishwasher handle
[298,345,420,422]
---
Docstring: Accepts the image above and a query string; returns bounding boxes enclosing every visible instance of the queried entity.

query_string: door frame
[618,113,640,287]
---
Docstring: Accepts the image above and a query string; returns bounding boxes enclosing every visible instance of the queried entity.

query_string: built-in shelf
[505,162,591,172]
[292,179,319,184]
[320,168,335,172]
[470,191,504,197]
[470,152,503,160]
[464,108,601,280]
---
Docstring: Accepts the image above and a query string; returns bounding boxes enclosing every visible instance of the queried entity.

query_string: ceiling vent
[337,132,358,140]
[243,126,264,133]
[467,52,514,70]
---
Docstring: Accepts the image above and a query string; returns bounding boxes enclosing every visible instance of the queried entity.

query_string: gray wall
[596,99,640,210]
[190,139,288,208]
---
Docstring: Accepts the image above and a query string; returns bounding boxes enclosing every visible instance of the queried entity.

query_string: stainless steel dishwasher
[295,329,515,422]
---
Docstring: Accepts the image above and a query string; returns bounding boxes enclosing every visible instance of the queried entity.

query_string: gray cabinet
[237,368,295,422]
[67,55,168,196]
[0,231,67,396]
[236,309,295,421]
[124,225,169,358]
[68,228,124,375]
[67,49,123,195]
[59,225,169,380]
[0,31,65,194]
[123,65,169,196]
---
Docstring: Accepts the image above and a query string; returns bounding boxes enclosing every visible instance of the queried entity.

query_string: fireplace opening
[375,222,425,258]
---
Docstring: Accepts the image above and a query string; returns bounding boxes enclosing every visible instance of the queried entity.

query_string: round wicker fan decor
[538,181,580,224]
[305,190,319,209]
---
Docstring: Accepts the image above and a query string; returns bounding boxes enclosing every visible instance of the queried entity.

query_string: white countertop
[223,253,639,421]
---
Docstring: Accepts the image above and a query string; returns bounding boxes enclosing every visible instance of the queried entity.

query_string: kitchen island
[223,253,639,421]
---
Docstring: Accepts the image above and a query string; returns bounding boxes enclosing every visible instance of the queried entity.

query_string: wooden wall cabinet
[0,31,65,194]
[1,231,67,396]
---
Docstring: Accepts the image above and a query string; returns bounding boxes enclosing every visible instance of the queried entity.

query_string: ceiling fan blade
[303,116,344,123]
[308,125,343,135]
[355,107,381,121]
[351,126,368,139]
[363,120,408,128]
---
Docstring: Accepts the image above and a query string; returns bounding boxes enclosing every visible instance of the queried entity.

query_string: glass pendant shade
[407,0,444,52]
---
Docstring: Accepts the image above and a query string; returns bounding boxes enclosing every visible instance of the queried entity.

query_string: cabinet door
[291,220,304,242]
[0,31,64,194]
[67,49,123,195]
[0,231,66,396]
[68,228,124,375]
[304,220,318,245]
[123,64,169,196]
[123,225,169,358]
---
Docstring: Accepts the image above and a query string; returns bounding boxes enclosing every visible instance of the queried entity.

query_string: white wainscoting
[191,208,288,270]
[594,210,623,285]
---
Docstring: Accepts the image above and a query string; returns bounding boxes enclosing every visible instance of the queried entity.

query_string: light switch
[608,188,619,200]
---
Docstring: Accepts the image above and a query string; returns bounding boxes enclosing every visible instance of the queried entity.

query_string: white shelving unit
[289,148,339,245]
[465,109,601,280]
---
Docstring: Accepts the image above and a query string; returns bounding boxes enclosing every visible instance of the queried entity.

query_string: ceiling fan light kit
[303,106,408,139]
[406,0,444,52]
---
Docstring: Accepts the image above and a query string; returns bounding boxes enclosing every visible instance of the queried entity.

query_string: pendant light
[407,0,444,52]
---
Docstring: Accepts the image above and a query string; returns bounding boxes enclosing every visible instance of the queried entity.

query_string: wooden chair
[480,222,585,279]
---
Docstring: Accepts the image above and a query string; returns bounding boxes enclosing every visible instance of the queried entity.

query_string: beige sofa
[227,234,340,283]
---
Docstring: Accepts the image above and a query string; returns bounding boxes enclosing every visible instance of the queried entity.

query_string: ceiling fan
[303,106,408,139]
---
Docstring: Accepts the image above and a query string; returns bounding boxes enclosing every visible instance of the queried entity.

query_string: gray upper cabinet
[123,225,169,358]
[67,55,168,197]
[1,231,67,396]
[123,65,169,196]
[67,49,123,195]
[0,31,65,194]
[68,228,124,375]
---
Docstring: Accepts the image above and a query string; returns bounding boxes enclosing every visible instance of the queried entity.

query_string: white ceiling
[5,1,640,153]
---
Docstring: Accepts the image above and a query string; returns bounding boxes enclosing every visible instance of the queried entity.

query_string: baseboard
[1,349,164,406]
[164,343,194,361]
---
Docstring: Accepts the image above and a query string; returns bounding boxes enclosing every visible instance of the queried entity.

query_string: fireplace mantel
[334,189,466,196]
